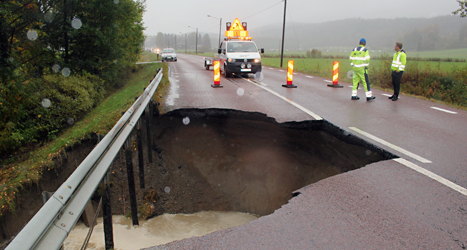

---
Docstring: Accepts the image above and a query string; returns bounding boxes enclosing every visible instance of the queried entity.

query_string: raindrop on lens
[44,12,54,23]
[164,186,171,193]
[347,70,355,79]
[41,98,51,108]
[61,67,71,77]
[182,117,190,125]
[114,0,119,3]
[366,150,372,156]
[237,88,245,96]
[254,71,264,81]
[203,124,207,128]
[27,30,38,41]
[343,131,350,136]
[67,118,75,125]
[52,64,61,73]
[71,18,82,29]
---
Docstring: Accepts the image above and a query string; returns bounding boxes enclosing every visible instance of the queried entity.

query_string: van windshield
[163,49,175,53]
[226,42,258,53]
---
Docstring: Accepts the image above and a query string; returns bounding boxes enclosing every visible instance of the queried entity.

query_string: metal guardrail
[6,70,163,250]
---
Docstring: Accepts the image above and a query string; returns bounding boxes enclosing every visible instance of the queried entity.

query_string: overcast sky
[143,0,462,36]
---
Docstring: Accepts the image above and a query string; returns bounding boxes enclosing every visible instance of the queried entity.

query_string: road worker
[349,38,375,101]
[389,42,406,101]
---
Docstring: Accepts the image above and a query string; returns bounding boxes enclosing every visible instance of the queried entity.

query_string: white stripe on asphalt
[244,79,323,120]
[306,76,313,79]
[394,158,467,196]
[279,70,285,72]
[431,107,457,114]
[324,80,333,83]
[382,94,392,97]
[349,127,432,164]
[269,68,274,70]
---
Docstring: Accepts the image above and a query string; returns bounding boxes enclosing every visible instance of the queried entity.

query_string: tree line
[0,0,145,159]
[250,15,467,51]
[145,32,213,52]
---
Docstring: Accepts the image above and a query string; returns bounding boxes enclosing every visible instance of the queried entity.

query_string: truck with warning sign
[204,18,264,77]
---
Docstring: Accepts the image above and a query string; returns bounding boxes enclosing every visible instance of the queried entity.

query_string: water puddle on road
[166,67,179,106]
[63,211,258,250]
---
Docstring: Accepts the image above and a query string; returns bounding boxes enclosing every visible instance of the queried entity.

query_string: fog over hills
[250,15,467,51]
[145,16,467,52]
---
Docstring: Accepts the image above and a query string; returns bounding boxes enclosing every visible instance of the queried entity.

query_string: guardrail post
[145,104,153,163]
[137,119,145,189]
[102,173,114,249]
[125,138,139,226]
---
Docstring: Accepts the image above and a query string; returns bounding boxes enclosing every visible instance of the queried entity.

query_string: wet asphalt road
[146,53,467,249]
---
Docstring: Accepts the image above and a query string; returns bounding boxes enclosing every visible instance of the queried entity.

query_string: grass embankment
[0,52,169,216]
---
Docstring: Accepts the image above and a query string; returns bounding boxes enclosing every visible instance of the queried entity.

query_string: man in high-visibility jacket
[349,38,375,101]
[389,42,406,101]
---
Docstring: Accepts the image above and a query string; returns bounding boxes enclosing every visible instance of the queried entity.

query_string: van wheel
[223,66,232,77]
[205,64,210,70]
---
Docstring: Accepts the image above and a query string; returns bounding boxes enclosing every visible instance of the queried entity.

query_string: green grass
[261,57,467,83]
[0,52,167,216]
[265,48,467,60]
[408,48,467,60]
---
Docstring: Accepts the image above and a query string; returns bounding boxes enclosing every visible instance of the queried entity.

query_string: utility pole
[280,0,287,68]
[188,26,198,54]
[208,15,222,49]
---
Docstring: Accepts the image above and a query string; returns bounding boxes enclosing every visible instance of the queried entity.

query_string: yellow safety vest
[391,51,406,71]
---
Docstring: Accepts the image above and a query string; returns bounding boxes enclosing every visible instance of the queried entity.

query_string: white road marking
[269,68,274,70]
[306,76,313,79]
[431,107,457,114]
[293,73,297,75]
[394,158,467,196]
[324,80,333,83]
[382,94,392,97]
[349,127,432,164]
[243,79,322,120]
[279,70,285,72]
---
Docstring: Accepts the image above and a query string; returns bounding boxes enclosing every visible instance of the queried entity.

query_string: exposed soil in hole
[125,109,394,218]
[1,108,395,248]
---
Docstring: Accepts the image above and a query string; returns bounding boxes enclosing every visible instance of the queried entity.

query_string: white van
[217,39,264,77]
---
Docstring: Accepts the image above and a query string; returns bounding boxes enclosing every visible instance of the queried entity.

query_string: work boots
[365,91,375,101]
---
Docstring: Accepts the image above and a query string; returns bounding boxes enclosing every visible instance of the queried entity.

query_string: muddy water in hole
[63,211,258,250]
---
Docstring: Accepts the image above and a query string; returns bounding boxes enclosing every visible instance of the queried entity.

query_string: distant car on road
[161,48,177,62]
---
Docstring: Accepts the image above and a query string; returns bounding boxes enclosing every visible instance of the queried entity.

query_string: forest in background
[145,15,467,52]
[252,15,467,51]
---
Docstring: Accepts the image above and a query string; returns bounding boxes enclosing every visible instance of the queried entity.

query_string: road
[147,53,467,249]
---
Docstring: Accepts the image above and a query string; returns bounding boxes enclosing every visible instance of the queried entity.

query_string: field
[261,56,467,83]
[198,48,467,82]
[263,48,467,60]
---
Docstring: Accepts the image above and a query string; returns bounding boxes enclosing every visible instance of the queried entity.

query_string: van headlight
[228,58,234,63]
[254,58,261,63]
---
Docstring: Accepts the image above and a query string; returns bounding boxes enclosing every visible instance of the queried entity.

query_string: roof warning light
[225,18,250,39]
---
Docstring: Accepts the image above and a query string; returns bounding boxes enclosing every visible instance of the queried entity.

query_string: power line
[242,1,283,20]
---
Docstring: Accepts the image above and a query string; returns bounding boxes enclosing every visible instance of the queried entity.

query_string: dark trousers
[391,71,404,97]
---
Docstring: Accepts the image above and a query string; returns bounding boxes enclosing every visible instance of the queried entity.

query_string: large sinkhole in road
[149,109,395,217]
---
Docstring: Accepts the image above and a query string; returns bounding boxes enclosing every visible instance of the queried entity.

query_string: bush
[0,73,105,157]
[368,58,467,107]
[306,49,322,58]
